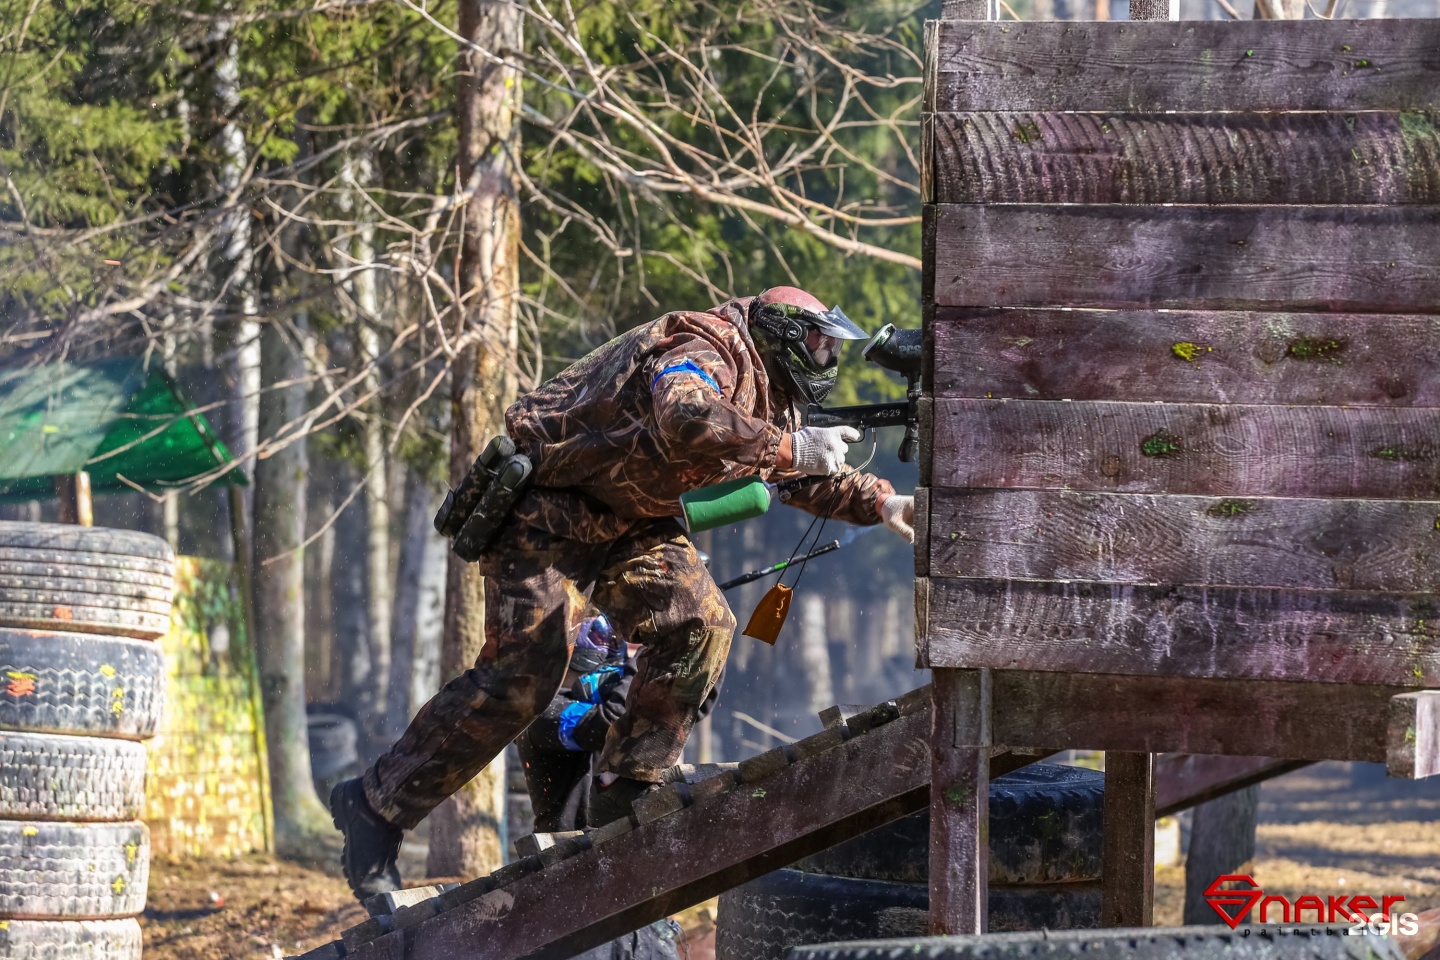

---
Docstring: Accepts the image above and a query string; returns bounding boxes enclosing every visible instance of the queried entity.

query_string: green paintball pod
[679,477,774,534]
[679,474,831,534]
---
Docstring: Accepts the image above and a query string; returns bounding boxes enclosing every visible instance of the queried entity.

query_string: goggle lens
[806,328,841,367]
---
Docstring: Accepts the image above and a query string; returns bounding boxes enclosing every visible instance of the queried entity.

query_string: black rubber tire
[0,523,174,640]
[0,630,166,741]
[715,869,1101,960]
[787,928,1408,960]
[0,733,148,821]
[0,918,142,960]
[793,763,1102,885]
[0,820,149,919]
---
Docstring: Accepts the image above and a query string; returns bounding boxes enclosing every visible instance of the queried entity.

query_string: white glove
[881,494,915,544]
[790,426,862,477]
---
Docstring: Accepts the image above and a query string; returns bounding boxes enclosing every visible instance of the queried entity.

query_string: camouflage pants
[363,516,735,830]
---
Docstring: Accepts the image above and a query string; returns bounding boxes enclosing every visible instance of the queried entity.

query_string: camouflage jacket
[507,297,894,544]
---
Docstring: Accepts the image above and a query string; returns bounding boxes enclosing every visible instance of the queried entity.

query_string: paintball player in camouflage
[331,286,916,899]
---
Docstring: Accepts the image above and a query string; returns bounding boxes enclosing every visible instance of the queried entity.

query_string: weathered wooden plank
[929,20,1440,113]
[931,399,1440,499]
[990,671,1398,761]
[929,669,991,936]
[932,205,1440,312]
[1101,752,1154,928]
[1387,690,1440,779]
[927,112,1440,206]
[922,578,1440,687]
[1153,754,1309,819]
[928,489,1440,592]
[932,309,1440,407]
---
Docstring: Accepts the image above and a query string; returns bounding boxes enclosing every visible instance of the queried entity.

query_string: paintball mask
[748,286,868,405]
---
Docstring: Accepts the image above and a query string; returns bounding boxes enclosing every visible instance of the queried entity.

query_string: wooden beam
[931,309,1440,407]
[1154,754,1310,818]
[922,578,1440,688]
[926,112,1440,206]
[1387,690,1440,779]
[988,671,1398,761]
[931,205,1440,312]
[929,20,1440,113]
[929,668,991,936]
[1101,751,1154,927]
[931,399,1440,499]
[927,488,1440,593]
[53,472,92,527]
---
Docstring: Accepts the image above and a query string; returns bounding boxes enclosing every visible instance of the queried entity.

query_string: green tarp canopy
[0,358,245,501]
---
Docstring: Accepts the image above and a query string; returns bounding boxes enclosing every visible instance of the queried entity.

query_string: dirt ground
[140,760,1440,960]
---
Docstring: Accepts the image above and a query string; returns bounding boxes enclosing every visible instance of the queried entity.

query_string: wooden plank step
[930,398,1440,499]
[926,19,1440,113]
[929,308,1440,407]
[924,111,1440,206]
[921,577,1440,687]
[929,205,1440,313]
[927,488,1440,593]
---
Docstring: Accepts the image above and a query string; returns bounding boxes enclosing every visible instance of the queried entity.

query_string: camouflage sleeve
[649,338,784,468]
[777,470,895,526]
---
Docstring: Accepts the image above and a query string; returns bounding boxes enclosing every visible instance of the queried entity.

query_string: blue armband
[558,701,595,751]
[651,360,721,396]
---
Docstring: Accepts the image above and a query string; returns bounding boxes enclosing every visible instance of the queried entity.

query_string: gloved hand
[881,494,915,544]
[789,426,862,477]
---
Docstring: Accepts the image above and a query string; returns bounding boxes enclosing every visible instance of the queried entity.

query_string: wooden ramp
[299,687,947,960]
[294,685,1303,960]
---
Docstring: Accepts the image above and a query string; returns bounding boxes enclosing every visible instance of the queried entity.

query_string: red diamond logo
[1204,875,1264,929]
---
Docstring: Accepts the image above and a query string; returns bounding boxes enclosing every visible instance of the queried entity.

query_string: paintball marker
[805,322,923,463]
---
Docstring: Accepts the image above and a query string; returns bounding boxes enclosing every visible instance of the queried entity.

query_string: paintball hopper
[862,323,922,463]
[861,323,922,382]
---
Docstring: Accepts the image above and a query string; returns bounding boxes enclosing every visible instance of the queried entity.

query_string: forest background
[0,0,1421,873]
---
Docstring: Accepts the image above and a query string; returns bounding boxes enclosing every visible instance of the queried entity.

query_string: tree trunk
[385,470,447,739]
[304,453,339,704]
[253,315,333,858]
[333,461,374,722]
[425,0,522,880]
[1183,785,1261,923]
[797,593,835,716]
[345,153,394,741]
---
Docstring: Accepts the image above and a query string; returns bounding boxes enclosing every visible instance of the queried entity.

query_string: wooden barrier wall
[919,17,1440,688]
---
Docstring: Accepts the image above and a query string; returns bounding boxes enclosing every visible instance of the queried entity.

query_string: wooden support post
[1387,691,1440,779]
[928,668,991,935]
[1101,751,1155,926]
[941,0,998,16]
[54,471,93,526]
[1128,0,1179,18]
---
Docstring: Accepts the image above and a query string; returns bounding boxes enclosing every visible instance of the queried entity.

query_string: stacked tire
[716,763,1105,960]
[0,523,174,960]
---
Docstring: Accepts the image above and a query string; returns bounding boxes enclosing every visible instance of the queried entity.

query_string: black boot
[330,778,403,901]
[587,776,660,828]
